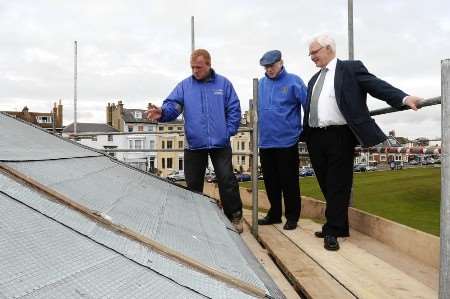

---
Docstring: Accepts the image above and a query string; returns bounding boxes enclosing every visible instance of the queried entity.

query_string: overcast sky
[1,0,448,139]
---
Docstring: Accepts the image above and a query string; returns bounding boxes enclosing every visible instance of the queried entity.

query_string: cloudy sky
[1,0,448,139]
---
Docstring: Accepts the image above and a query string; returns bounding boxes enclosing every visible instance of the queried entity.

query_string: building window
[108,135,113,141]
[177,126,182,131]
[158,127,164,131]
[161,141,165,149]
[162,158,165,169]
[241,156,246,164]
[179,158,183,170]
[167,140,173,149]
[147,126,155,132]
[138,125,144,132]
[381,155,387,161]
[241,142,245,150]
[178,141,183,148]
[91,136,97,141]
[149,140,155,149]
[168,126,173,131]
[167,158,173,169]
[134,111,142,119]
[237,142,240,150]
[129,140,133,149]
[135,140,143,150]
[36,116,52,124]
[149,157,155,171]
[128,126,133,132]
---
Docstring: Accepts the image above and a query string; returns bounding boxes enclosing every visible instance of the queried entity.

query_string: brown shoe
[232,217,243,233]
[231,211,243,234]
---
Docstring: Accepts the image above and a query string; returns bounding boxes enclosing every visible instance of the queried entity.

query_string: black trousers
[260,144,301,223]
[184,147,242,220]
[306,125,356,237]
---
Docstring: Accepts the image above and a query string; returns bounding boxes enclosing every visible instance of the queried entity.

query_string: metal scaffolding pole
[440,58,450,299]
[251,78,259,237]
[74,41,78,135]
[191,16,195,53]
[348,0,354,60]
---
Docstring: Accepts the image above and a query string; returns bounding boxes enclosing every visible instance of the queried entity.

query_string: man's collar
[193,68,216,82]
[323,57,337,71]
[265,66,286,80]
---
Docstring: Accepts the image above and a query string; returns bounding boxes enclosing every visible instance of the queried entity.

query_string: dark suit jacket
[300,59,408,147]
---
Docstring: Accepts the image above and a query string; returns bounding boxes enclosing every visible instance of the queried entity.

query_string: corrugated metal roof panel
[0,192,205,299]
[0,113,284,298]
[0,113,100,161]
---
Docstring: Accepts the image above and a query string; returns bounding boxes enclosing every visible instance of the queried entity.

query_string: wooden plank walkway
[243,211,437,299]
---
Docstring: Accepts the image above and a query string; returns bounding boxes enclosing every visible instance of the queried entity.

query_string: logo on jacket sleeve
[213,89,224,95]
[281,86,289,94]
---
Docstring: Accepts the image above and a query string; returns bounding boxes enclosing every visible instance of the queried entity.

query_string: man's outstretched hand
[147,104,162,121]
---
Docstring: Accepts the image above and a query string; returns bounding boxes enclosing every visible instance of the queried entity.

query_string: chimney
[56,99,63,128]
[106,102,112,126]
[118,100,124,115]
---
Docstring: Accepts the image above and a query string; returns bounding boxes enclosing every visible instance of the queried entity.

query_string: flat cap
[259,50,282,66]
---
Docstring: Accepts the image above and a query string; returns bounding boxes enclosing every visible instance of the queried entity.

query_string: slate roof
[62,123,119,134]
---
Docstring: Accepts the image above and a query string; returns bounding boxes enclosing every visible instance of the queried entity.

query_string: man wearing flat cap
[257,50,308,230]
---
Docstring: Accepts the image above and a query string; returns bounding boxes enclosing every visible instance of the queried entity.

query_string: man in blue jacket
[257,50,308,230]
[147,49,244,233]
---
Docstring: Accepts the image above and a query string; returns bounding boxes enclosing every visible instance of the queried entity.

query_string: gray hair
[309,34,336,53]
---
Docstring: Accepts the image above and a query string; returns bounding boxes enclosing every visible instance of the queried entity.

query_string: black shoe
[324,235,340,251]
[283,221,297,230]
[258,216,282,225]
[315,231,350,238]
[314,231,325,238]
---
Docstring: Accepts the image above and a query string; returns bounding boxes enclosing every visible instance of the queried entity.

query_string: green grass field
[242,167,441,236]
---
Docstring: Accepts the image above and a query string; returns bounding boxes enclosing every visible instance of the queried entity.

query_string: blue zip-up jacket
[159,70,241,150]
[258,67,308,148]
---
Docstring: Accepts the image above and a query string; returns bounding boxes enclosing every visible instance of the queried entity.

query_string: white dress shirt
[309,57,347,127]
[309,57,410,127]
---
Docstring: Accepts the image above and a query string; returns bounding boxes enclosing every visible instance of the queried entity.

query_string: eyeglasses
[308,46,324,56]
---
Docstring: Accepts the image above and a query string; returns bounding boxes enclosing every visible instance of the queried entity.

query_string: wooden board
[241,223,300,299]
[243,213,355,299]
[277,219,437,299]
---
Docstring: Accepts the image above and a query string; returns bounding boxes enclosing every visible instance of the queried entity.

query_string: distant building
[156,120,185,177]
[106,101,158,172]
[3,100,63,133]
[62,123,120,158]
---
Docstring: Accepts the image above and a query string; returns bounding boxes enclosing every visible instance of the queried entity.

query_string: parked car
[167,170,185,182]
[422,158,435,165]
[299,168,315,177]
[353,164,367,172]
[365,165,377,171]
[408,160,419,165]
[235,173,251,182]
[205,173,217,183]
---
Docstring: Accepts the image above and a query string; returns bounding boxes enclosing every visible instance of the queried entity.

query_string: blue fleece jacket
[258,67,307,148]
[159,70,241,150]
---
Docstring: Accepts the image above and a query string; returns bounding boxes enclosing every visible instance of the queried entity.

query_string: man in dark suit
[301,34,422,251]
